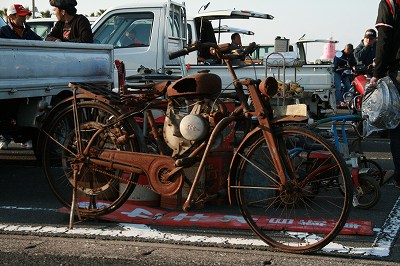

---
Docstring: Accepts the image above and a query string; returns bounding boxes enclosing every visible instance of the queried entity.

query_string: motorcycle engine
[163,98,225,157]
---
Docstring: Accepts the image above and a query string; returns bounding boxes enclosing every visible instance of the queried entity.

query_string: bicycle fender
[38,97,147,155]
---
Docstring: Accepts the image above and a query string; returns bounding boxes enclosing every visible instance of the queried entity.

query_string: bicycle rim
[355,175,381,209]
[234,126,352,253]
[42,100,140,217]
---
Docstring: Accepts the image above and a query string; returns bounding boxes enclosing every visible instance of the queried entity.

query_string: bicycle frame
[310,114,381,208]
[313,114,363,178]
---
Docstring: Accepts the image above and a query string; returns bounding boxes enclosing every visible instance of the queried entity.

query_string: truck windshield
[93,12,154,48]
[26,20,55,38]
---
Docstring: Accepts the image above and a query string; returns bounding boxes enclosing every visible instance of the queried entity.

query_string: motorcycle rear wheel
[41,100,141,217]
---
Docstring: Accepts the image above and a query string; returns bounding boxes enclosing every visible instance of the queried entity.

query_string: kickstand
[68,168,82,229]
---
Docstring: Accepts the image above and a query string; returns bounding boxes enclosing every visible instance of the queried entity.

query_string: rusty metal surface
[167,73,222,97]
[245,79,287,184]
[0,150,36,161]
[97,149,183,196]
[68,82,122,105]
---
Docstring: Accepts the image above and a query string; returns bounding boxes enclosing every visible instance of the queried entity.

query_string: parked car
[26,17,98,39]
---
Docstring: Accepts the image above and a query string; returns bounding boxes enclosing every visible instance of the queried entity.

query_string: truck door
[92,9,158,86]
[92,1,186,86]
[165,2,187,75]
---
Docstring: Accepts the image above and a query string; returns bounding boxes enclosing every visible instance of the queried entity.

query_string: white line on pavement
[0,203,398,257]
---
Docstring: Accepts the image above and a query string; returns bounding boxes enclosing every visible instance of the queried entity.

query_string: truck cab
[91,1,187,86]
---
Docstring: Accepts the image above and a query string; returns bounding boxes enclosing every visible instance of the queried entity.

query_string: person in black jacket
[370,0,400,188]
[0,4,42,40]
[354,29,377,74]
[45,0,93,43]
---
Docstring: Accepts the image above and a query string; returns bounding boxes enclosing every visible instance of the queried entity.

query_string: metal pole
[32,0,35,18]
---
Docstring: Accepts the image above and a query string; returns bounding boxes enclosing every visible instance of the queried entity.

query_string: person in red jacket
[370,0,400,188]
[45,0,93,43]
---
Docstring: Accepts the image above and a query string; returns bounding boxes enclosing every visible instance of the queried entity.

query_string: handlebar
[168,45,200,60]
[169,42,258,61]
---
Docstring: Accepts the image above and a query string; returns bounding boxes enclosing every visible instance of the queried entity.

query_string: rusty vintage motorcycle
[39,42,352,253]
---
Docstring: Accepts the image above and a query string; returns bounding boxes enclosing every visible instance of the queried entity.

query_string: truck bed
[0,39,114,99]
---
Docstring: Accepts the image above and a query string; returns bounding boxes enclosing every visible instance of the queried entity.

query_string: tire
[355,175,381,209]
[359,158,385,186]
[234,126,352,253]
[41,100,141,217]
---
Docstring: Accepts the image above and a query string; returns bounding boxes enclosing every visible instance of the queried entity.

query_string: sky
[1,0,380,61]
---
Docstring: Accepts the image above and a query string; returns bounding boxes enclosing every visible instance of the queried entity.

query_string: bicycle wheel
[355,175,381,209]
[234,126,352,253]
[359,158,385,186]
[41,100,141,217]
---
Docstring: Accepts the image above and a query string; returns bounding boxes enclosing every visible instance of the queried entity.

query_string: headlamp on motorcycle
[259,77,278,98]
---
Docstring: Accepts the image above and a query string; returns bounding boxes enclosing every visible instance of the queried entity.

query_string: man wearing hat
[45,0,93,43]
[0,4,42,40]
[354,29,377,73]
[0,4,41,150]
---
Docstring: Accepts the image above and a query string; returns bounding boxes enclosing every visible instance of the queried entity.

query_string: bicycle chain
[91,166,157,193]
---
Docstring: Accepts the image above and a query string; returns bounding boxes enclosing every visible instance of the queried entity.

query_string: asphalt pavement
[0,134,399,265]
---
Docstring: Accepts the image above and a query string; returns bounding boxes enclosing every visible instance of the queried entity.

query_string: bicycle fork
[69,87,83,229]
[347,154,363,207]
[245,80,290,187]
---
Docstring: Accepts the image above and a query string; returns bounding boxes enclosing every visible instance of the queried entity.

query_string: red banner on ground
[60,200,373,236]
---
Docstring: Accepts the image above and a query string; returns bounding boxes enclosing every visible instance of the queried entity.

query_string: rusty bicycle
[39,42,352,253]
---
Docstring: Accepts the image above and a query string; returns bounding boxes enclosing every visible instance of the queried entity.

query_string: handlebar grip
[169,46,198,60]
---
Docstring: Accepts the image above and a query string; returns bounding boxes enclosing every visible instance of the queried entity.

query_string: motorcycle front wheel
[233,126,352,253]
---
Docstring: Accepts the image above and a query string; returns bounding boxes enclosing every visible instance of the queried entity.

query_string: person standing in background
[369,0,400,188]
[45,0,93,43]
[354,28,377,74]
[230,32,242,50]
[0,4,41,40]
[333,43,357,107]
[0,3,42,150]
[229,33,245,65]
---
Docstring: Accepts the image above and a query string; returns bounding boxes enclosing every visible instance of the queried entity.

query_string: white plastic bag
[362,76,400,136]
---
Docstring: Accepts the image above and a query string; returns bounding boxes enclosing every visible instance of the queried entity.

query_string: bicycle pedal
[175,157,196,167]
[352,195,360,207]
